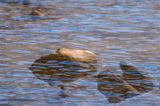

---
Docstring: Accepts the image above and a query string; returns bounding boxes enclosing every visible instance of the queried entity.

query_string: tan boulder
[52,48,97,62]
[30,8,45,16]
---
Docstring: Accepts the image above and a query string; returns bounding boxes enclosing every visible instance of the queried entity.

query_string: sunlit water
[0,0,160,106]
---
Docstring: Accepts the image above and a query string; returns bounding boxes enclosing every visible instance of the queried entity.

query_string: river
[0,0,160,106]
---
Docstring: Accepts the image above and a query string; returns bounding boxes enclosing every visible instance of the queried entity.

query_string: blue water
[0,0,160,106]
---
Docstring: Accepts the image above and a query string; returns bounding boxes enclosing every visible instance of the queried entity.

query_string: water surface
[0,0,160,106]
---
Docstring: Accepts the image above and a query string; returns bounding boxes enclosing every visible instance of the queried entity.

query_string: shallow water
[0,0,160,106]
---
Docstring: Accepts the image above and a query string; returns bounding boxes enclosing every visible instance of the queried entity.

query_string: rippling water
[0,0,160,106]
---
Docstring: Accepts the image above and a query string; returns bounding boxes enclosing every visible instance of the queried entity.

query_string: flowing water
[0,0,160,106]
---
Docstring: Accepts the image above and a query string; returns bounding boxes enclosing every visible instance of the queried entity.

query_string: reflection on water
[120,62,154,92]
[29,54,97,97]
[30,53,155,103]
[97,62,154,103]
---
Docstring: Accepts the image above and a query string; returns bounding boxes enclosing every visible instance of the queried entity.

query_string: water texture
[0,0,160,106]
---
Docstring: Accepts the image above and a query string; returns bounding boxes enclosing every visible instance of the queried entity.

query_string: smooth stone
[51,48,97,63]
[30,7,45,16]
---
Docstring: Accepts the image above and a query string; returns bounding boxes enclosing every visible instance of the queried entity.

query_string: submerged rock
[97,70,139,103]
[29,48,97,97]
[52,48,97,63]
[29,51,97,85]
[97,62,154,103]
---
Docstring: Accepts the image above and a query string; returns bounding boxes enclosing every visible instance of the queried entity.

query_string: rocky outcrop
[30,7,45,16]
[29,49,97,97]
[51,48,97,63]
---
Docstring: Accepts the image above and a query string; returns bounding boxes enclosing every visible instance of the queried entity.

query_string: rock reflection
[97,62,154,103]
[120,62,154,93]
[29,54,97,97]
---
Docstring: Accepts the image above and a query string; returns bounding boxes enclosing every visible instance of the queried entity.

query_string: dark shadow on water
[120,62,154,92]
[97,62,155,103]
[29,54,155,103]
[29,54,97,97]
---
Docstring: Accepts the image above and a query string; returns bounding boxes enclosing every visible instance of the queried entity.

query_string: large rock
[51,48,97,63]
[29,51,97,97]
[29,54,97,83]
[30,7,46,16]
